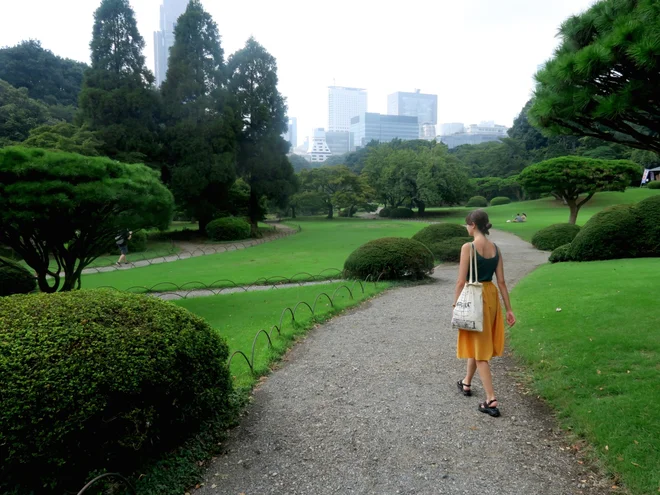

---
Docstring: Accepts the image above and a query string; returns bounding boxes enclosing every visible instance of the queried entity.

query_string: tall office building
[154,0,188,86]
[283,117,298,149]
[387,90,438,137]
[350,113,418,150]
[328,86,367,132]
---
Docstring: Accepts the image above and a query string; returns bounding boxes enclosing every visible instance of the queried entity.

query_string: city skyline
[0,0,598,147]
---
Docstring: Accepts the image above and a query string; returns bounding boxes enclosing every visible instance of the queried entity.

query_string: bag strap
[469,243,479,284]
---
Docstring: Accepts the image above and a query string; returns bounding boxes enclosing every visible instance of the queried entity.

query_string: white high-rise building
[306,128,332,163]
[328,86,367,132]
[154,0,188,87]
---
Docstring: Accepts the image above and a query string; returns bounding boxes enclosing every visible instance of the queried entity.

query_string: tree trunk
[291,206,296,219]
[414,199,426,217]
[198,214,212,236]
[566,199,579,224]
[327,204,334,219]
[248,188,261,235]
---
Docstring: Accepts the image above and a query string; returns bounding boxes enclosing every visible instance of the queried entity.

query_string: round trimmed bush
[206,216,251,241]
[531,223,582,251]
[0,257,36,296]
[569,205,639,261]
[428,237,468,262]
[343,237,434,280]
[633,195,660,256]
[647,181,660,189]
[388,207,415,219]
[549,243,573,263]
[127,230,148,252]
[0,245,21,260]
[466,196,488,207]
[378,207,391,217]
[412,223,470,247]
[0,290,232,493]
[490,196,512,206]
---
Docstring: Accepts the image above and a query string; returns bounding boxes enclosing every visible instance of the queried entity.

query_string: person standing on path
[453,210,516,417]
[115,229,132,265]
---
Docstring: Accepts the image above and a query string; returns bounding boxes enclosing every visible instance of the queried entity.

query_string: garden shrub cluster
[128,230,148,252]
[427,237,467,262]
[466,196,488,207]
[148,227,199,242]
[0,257,36,296]
[378,207,415,218]
[490,196,512,206]
[206,217,251,241]
[549,243,573,263]
[551,196,660,263]
[0,290,233,494]
[647,181,660,190]
[412,223,469,246]
[531,223,581,251]
[343,237,434,280]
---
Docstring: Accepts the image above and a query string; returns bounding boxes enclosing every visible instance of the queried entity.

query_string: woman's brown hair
[465,209,493,235]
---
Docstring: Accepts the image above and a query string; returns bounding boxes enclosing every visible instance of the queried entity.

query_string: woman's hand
[506,310,516,326]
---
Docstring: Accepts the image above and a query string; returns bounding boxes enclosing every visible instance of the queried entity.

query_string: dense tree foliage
[518,156,641,223]
[530,0,660,153]
[298,165,370,219]
[21,122,103,156]
[78,0,161,164]
[160,0,237,232]
[363,141,470,214]
[0,79,59,145]
[228,37,297,229]
[0,147,173,292]
[0,40,88,108]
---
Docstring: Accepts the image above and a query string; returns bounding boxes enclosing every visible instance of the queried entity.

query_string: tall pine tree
[228,37,297,230]
[78,0,160,164]
[160,0,238,232]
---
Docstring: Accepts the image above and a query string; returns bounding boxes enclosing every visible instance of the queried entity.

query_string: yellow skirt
[456,281,504,361]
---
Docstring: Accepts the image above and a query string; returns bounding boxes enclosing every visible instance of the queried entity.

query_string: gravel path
[195,230,612,495]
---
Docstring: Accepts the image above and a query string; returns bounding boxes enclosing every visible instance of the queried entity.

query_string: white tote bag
[451,243,484,332]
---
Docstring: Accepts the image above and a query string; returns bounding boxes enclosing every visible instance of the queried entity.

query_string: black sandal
[457,380,472,396]
[478,399,500,417]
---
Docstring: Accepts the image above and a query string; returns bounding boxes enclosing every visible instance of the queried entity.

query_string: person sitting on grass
[115,229,132,265]
[521,213,527,222]
[513,213,523,223]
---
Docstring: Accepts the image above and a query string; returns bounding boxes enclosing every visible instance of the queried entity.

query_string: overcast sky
[0,0,596,146]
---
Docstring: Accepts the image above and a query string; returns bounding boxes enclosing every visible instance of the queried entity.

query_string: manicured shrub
[206,217,251,241]
[378,207,391,217]
[633,195,660,256]
[0,245,21,260]
[466,196,488,207]
[388,207,415,219]
[569,205,639,261]
[343,237,434,280]
[531,223,582,251]
[412,223,470,247]
[647,181,660,189]
[428,237,468,262]
[549,243,574,263]
[0,290,232,493]
[0,257,36,296]
[128,230,148,252]
[490,196,512,206]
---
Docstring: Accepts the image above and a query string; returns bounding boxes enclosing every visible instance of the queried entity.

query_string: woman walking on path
[453,210,516,417]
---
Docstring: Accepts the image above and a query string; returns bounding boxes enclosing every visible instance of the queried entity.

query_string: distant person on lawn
[453,210,516,417]
[115,229,132,265]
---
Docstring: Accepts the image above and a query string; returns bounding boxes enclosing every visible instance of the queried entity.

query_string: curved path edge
[195,230,613,495]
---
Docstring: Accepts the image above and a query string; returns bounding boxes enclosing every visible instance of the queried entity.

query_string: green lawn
[510,259,659,495]
[174,280,390,388]
[426,188,660,241]
[80,219,426,291]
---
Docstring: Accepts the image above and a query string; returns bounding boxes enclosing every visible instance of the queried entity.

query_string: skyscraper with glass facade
[328,86,367,132]
[387,90,438,137]
[154,0,188,86]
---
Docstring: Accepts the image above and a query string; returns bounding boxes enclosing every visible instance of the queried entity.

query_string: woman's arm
[452,243,471,306]
[495,249,516,326]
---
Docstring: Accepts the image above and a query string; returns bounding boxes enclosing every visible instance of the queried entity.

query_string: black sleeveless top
[466,243,499,282]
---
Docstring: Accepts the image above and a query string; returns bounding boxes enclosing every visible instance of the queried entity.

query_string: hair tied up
[486,222,493,230]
